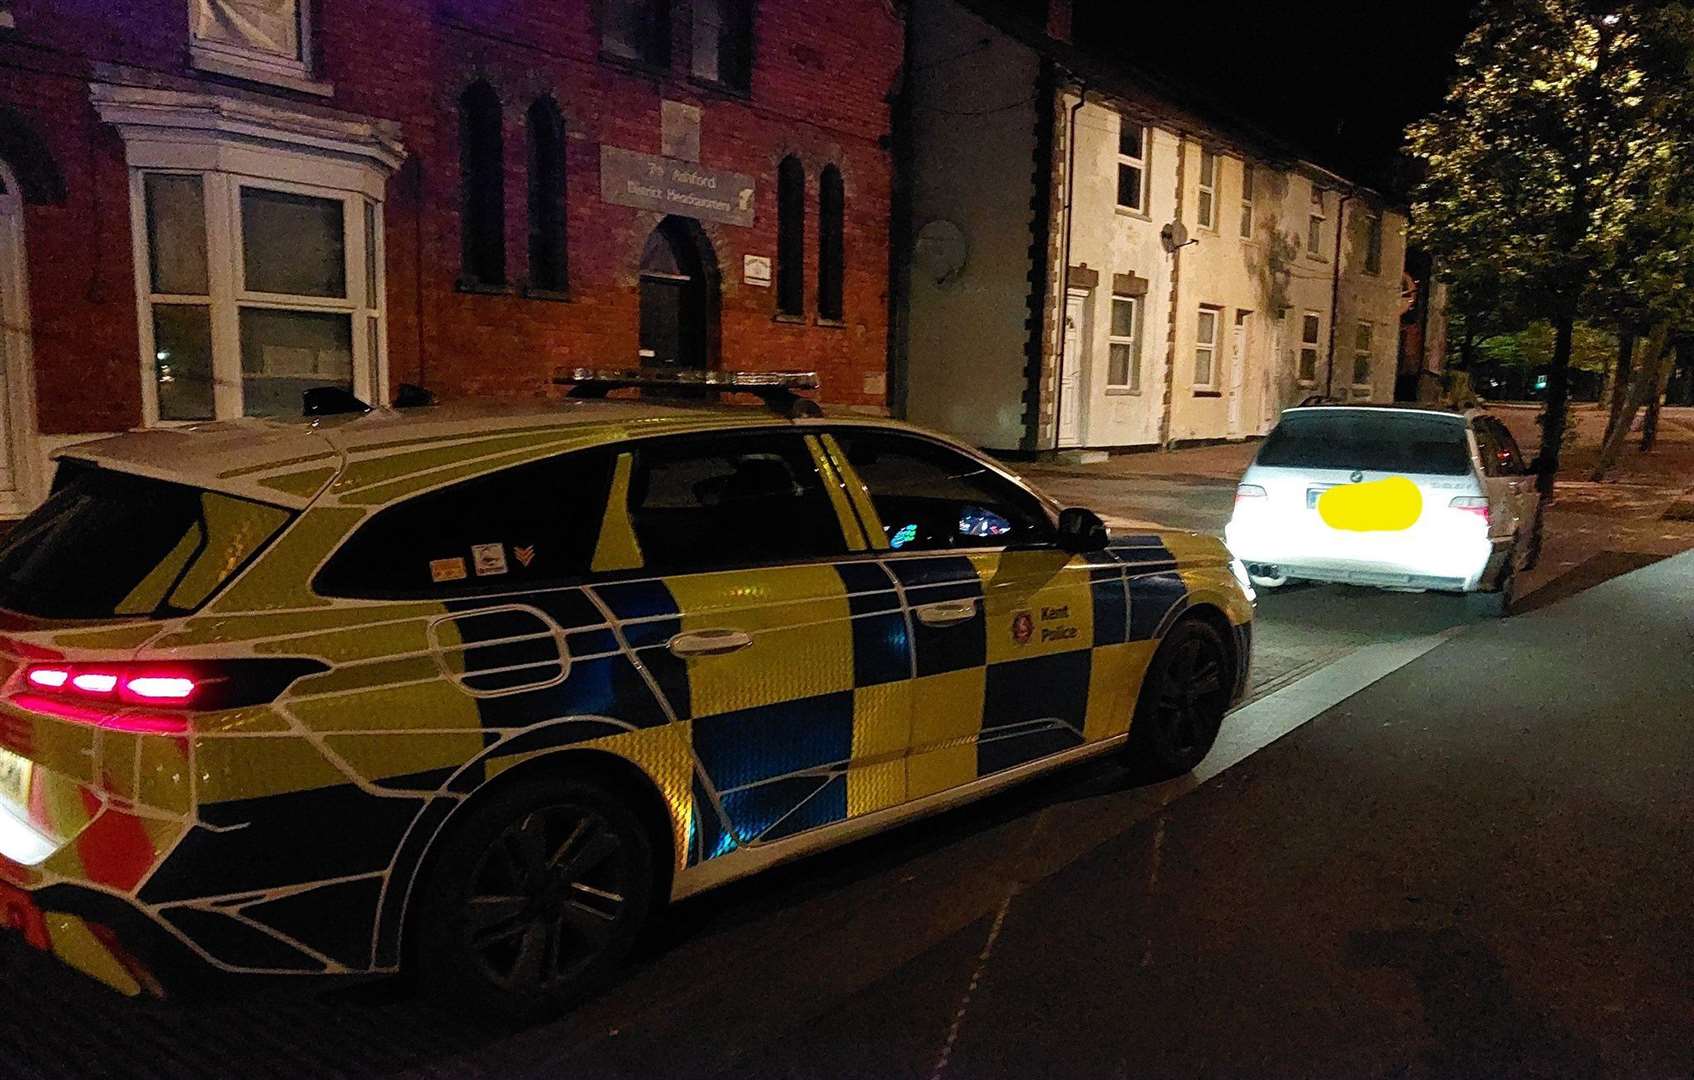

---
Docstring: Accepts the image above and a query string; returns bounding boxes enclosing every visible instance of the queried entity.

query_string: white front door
[1227,310,1251,436]
[0,163,35,518]
[1058,289,1088,447]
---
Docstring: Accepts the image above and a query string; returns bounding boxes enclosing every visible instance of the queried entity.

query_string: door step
[1051,449,1109,465]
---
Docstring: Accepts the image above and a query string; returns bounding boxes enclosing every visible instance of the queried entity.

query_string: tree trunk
[1605,330,1634,443]
[1524,312,1575,568]
[1593,324,1674,480]
[1640,347,1673,451]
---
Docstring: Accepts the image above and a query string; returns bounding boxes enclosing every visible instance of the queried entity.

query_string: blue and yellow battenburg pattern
[0,417,1251,996]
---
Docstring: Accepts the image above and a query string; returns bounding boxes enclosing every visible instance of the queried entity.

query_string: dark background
[1071,0,1478,191]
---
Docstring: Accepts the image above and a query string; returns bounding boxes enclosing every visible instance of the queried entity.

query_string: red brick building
[0,0,903,515]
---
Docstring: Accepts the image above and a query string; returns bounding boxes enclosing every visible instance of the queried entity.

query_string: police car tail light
[9,659,325,733]
[1449,496,1490,525]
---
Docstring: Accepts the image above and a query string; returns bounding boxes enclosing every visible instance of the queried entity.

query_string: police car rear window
[1256,411,1473,476]
[0,462,294,619]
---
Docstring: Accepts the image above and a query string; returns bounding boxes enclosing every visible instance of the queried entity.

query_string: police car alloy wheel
[416,776,655,1019]
[1128,618,1231,778]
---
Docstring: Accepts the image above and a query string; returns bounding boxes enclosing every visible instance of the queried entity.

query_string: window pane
[1199,151,1215,186]
[1242,163,1254,199]
[629,434,846,572]
[1197,189,1213,227]
[1299,347,1318,381]
[192,0,301,60]
[1110,297,1135,338]
[152,304,215,421]
[1354,355,1371,384]
[1308,216,1322,252]
[1197,308,1217,344]
[1257,412,1472,475]
[364,201,379,307]
[604,0,666,64]
[691,0,721,81]
[1118,122,1142,160]
[1195,348,1213,385]
[315,450,615,598]
[1356,322,1373,352]
[1239,203,1253,238]
[1109,342,1133,387]
[144,175,209,296]
[1117,163,1144,209]
[833,431,1051,551]
[241,187,346,297]
[239,308,353,417]
[1302,313,1321,344]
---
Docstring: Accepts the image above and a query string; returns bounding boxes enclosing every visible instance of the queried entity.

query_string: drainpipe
[1051,81,1086,451]
[1323,189,1355,399]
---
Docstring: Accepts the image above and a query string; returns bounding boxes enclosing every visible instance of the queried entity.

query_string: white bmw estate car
[1224,404,1540,615]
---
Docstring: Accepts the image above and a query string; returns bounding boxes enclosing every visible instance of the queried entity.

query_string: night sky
[1070,0,1478,192]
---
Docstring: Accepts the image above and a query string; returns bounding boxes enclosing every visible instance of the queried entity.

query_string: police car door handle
[915,599,977,627]
[668,629,754,658]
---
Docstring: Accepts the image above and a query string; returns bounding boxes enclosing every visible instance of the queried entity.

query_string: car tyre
[415,775,655,1022]
[1126,617,1233,779]
[1468,556,1517,619]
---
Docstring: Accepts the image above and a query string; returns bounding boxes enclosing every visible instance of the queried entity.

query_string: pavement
[2,415,1692,1077]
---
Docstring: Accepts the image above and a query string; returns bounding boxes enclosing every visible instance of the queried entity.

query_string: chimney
[1047,0,1072,43]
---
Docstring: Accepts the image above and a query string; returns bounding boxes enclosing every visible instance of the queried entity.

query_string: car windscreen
[1255,411,1473,476]
[0,462,294,620]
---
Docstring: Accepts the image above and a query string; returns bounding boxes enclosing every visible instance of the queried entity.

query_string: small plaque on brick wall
[660,100,701,162]
[743,254,772,287]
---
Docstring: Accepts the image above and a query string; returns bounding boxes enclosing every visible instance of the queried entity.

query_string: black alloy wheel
[1128,617,1233,779]
[417,777,654,1019]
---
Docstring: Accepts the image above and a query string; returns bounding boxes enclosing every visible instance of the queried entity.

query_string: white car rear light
[1449,496,1490,525]
[1235,484,1267,503]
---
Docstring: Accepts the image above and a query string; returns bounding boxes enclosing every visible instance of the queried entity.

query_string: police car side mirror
[1057,507,1109,553]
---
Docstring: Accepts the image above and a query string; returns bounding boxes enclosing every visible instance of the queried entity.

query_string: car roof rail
[554,367,824,419]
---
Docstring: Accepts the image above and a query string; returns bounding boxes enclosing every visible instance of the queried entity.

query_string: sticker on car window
[430,557,468,583]
[471,543,509,576]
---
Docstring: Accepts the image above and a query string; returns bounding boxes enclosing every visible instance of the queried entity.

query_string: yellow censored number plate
[1315,476,1424,532]
[0,746,31,808]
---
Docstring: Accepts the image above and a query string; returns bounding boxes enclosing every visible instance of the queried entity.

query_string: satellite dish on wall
[1160,220,1192,253]
[914,219,969,284]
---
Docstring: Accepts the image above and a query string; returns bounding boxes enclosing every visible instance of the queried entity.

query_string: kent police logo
[1011,611,1034,645]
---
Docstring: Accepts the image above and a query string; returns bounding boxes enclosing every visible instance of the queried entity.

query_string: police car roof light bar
[555,367,824,418]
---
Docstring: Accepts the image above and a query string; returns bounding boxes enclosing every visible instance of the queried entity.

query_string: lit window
[1239,163,1255,239]
[1195,305,1221,389]
[1353,320,1374,390]
[1196,149,1217,229]
[1108,295,1140,391]
[1307,186,1326,255]
[1299,312,1322,383]
[1117,120,1148,212]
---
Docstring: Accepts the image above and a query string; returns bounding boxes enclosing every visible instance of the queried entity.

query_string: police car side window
[627,432,848,572]
[315,450,614,598]
[832,431,1052,551]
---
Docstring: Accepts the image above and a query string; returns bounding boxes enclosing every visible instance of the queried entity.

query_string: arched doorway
[638,216,718,369]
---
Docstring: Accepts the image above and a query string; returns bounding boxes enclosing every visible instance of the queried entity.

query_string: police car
[0,370,1252,1015]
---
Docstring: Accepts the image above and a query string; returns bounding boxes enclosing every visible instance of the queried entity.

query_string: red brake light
[122,676,197,701]
[25,668,69,689]
[71,672,119,695]
[1449,496,1490,524]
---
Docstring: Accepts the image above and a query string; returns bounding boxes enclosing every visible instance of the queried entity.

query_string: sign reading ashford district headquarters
[600,146,756,228]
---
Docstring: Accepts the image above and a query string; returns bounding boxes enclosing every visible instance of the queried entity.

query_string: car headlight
[1229,556,1257,603]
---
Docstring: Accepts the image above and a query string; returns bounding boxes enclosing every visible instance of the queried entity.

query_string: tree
[1406,0,1694,558]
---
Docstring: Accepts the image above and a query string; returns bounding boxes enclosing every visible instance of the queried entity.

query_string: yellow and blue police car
[0,370,1252,1015]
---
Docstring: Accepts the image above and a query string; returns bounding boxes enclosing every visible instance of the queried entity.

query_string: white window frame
[1196,149,1217,230]
[1298,311,1322,385]
[1307,186,1326,256]
[188,0,332,97]
[133,171,385,423]
[1239,162,1254,240]
[1352,319,1374,394]
[1116,119,1149,214]
[1106,294,1141,393]
[1194,304,1222,391]
[93,85,405,427]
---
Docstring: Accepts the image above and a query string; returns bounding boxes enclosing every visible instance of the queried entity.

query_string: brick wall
[0,0,903,440]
